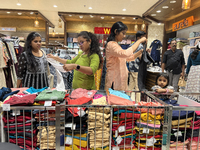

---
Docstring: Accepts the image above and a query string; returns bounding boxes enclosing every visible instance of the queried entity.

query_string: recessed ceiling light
[111,17,114,19]
[151,14,156,16]
[53,5,57,7]
[170,1,176,3]
[172,8,174,10]
[17,3,21,6]
[89,7,92,9]
[122,8,126,11]
[122,17,125,19]
[30,12,34,15]
[69,15,72,17]
[90,15,94,18]
[18,13,22,15]
[133,18,136,20]
[7,12,10,14]
[101,17,104,19]
[158,23,161,25]
[162,6,169,9]
[79,16,83,18]
[56,32,58,34]
[156,10,161,13]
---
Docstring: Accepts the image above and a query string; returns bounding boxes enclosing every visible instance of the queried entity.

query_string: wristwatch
[76,65,80,70]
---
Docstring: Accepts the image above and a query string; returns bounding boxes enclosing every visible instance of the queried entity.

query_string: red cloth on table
[3,115,32,124]
[108,94,135,106]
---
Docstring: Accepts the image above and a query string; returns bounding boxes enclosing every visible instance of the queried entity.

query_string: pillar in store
[45,21,49,45]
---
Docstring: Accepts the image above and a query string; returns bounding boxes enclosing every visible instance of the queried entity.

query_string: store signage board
[172,16,194,31]
[94,27,111,34]
[0,27,16,32]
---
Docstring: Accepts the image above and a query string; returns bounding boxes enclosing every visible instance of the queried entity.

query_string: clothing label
[65,137,73,145]
[116,136,123,144]
[118,126,125,133]
[2,104,10,111]
[112,146,119,150]
[115,130,118,138]
[146,137,156,146]
[174,131,182,137]
[77,109,86,117]
[65,123,76,130]
[143,128,150,134]
[72,124,76,130]
[12,110,20,116]
[44,101,52,107]
[87,92,93,96]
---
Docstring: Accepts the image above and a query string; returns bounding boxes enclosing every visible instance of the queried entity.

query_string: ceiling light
[79,16,83,18]
[30,12,34,15]
[52,29,55,36]
[18,13,22,15]
[56,32,58,34]
[69,15,72,17]
[89,7,92,9]
[156,10,161,13]
[111,17,114,19]
[101,17,104,19]
[122,17,125,19]
[17,3,21,6]
[34,13,39,27]
[122,8,126,11]
[7,12,10,14]
[58,18,62,28]
[151,14,156,16]
[133,18,136,20]
[53,5,57,7]
[158,23,161,25]
[172,8,174,10]
[141,21,146,31]
[134,21,138,32]
[162,6,169,9]
[182,0,191,10]
[90,15,94,18]
[170,1,176,3]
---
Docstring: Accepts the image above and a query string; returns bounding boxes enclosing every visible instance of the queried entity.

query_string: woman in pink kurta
[105,21,147,91]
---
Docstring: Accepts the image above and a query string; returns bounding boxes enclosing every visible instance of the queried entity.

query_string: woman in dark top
[17,32,49,89]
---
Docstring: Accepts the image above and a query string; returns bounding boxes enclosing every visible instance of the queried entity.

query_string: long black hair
[77,31,102,67]
[24,32,41,72]
[191,44,200,60]
[155,73,169,88]
[105,21,128,48]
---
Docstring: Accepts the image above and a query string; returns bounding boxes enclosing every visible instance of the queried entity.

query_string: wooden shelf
[188,36,200,40]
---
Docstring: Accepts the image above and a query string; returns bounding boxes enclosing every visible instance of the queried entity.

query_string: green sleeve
[89,54,100,75]
[66,52,82,64]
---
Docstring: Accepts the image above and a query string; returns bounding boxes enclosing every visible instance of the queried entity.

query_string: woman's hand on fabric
[63,64,76,71]
[47,54,56,59]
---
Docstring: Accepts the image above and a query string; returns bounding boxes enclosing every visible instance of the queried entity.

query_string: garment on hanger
[182,45,190,65]
[150,39,162,62]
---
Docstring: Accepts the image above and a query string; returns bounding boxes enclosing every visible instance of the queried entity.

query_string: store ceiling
[0,0,160,33]
[143,0,200,22]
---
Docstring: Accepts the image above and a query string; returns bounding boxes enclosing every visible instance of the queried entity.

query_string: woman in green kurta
[47,31,102,90]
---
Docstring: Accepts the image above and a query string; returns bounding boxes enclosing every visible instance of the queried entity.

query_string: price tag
[115,130,118,138]
[65,123,76,130]
[2,104,10,111]
[118,126,125,133]
[77,109,86,117]
[143,128,150,134]
[87,92,93,96]
[44,101,52,107]
[174,131,182,137]
[150,137,157,143]
[116,136,123,144]
[65,137,73,145]
[112,146,119,150]
[12,110,20,116]
[146,139,154,146]
[71,124,76,130]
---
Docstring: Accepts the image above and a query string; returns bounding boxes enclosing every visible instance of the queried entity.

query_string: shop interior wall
[147,24,164,48]
[0,18,46,39]
[177,23,200,39]
[66,21,141,34]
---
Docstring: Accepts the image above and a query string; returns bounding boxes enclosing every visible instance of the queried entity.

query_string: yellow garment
[134,126,161,135]
[65,137,87,147]
[95,68,102,90]
[140,113,162,122]
[171,117,193,126]
[135,142,161,148]
[66,133,87,138]
[90,141,110,148]
[172,123,191,128]
[65,145,109,150]
[92,96,107,105]
[105,41,136,91]
[136,119,161,125]
[33,102,42,105]
[88,112,110,119]
[88,119,110,124]
[89,107,110,114]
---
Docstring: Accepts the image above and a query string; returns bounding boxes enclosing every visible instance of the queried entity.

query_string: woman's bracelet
[165,89,169,93]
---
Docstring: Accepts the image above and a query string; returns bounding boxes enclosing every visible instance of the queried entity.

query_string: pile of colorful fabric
[135,102,164,150]
[3,110,38,150]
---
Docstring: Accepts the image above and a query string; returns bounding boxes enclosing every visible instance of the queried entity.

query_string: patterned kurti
[17,51,49,89]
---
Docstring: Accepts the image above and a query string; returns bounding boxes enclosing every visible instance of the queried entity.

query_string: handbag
[178,77,186,87]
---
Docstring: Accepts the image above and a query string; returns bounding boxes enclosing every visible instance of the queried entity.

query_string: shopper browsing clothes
[185,43,200,93]
[47,31,102,90]
[17,32,50,89]
[105,21,147,91]
[161,40,185,92]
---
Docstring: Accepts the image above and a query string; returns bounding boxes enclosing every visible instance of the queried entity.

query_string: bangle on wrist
[165,89,169,93]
